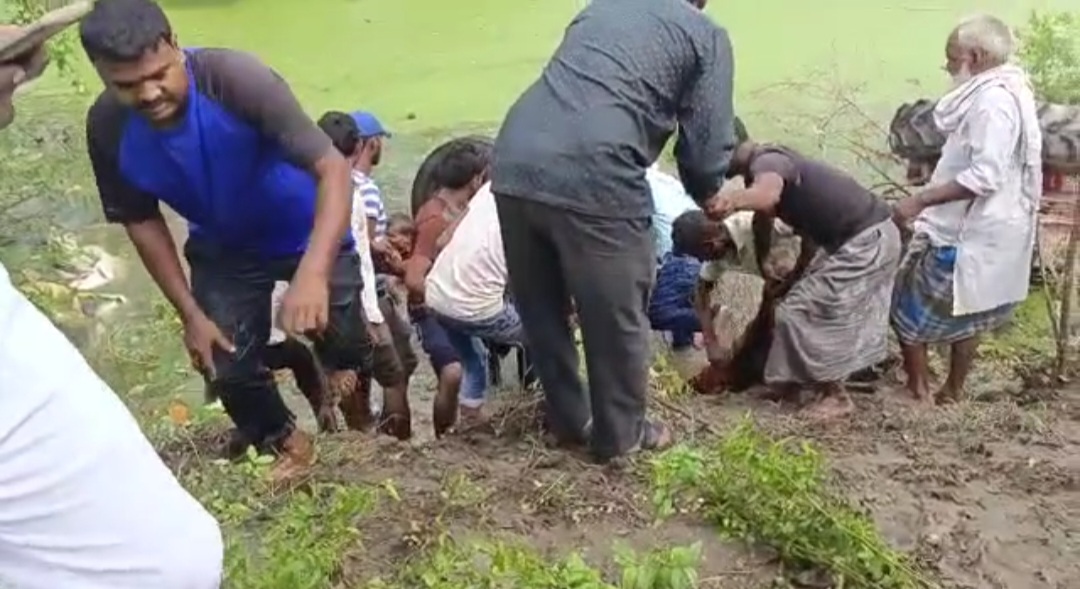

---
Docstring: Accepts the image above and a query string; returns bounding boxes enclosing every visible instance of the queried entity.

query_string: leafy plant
[614,542,702,589]
[647,417,933,588]
[7,0,86,91]
[1016,11,1080,104]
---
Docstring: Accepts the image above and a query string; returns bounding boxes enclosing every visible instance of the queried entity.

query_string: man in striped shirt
[350,111,390,239]
[344,110,418,437]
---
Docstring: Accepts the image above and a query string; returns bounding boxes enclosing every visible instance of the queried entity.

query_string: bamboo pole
[1054,180,1080,378]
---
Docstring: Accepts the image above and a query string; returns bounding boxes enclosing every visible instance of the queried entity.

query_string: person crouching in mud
[665,209,798,392]
[704,125,902,421]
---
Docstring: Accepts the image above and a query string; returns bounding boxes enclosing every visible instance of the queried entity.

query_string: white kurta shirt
[913,84,1042,316]
[0,263,223,588]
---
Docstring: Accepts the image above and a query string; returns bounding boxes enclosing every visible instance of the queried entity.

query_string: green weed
[647,417,932,589]
[368,535,702,589]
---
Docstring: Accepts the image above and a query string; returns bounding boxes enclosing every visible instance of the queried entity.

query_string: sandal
[636,419,673,452]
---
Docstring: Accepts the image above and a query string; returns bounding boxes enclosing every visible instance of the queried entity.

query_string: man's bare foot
[799,393,855,421]
[457,405,495,434]
[270,429,315,483]
[377,411,412,440]
[892,380,934,406]
[934,385,961,405]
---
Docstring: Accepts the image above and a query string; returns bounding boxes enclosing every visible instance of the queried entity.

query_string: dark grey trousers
[494,193,655,459]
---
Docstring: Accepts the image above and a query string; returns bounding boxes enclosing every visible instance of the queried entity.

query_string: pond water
[153,0,1072,127]
[32,0,1079,323]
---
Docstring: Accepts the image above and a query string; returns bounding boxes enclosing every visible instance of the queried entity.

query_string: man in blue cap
[345,110,419,437]
[349,111,394,259]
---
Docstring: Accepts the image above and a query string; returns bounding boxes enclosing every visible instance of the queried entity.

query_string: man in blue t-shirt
[81,0,373,481]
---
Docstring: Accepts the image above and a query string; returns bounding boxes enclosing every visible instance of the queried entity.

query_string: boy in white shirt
[425,183,526,414]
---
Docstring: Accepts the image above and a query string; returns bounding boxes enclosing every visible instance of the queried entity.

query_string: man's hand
[705,339,727,365]
[183,312,235,379]
[280,269,330,336]
[892,195,925,227]
[0,26,50,129]
[701,192,736,221]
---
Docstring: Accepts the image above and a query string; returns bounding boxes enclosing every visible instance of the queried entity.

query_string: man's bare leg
[936,336,978,404]
[899,342,933,404]
[801,382,854,420]
[430,363,462,438]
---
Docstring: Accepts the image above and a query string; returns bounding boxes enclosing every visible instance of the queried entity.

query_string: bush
[1016,11,1080,104]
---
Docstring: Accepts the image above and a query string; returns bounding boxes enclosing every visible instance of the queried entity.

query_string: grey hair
[954,14,1016,62]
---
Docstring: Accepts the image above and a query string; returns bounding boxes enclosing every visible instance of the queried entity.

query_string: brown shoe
[270,429,315,482]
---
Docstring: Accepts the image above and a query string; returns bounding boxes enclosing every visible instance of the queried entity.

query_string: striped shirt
[352,170,387,238]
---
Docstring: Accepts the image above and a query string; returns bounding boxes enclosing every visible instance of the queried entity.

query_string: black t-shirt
[747,146,891,250]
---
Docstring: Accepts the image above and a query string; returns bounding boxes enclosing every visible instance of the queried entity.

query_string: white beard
[951,64,973,88]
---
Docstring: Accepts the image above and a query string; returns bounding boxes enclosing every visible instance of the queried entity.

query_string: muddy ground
[271,343,1080,589]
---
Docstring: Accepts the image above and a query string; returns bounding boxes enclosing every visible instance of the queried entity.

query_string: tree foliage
[1017,10,1080,104]
[7,0,84,90]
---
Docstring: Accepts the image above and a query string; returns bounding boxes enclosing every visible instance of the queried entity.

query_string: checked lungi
[890,232,1017,344]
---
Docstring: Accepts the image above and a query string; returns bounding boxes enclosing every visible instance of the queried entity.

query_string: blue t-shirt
[86,48,350,257]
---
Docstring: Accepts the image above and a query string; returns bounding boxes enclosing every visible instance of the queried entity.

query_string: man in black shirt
[490,0,736,462]
[709,128,901,421]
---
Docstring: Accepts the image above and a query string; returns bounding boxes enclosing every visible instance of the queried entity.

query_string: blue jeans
[437,304,526,406]
[649,307,700,350]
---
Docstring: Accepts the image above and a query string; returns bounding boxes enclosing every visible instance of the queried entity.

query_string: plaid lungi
[890,232,1016,344]
[765,219,902,384]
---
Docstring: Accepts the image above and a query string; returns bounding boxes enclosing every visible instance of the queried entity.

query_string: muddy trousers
[494,194,655,460]
[185,239,374,448]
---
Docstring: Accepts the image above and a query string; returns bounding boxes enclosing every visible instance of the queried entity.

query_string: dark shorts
[369,293,419,387]
[410,307,461,374]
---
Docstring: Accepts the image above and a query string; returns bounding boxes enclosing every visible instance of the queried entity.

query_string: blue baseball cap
[350,111,391,139]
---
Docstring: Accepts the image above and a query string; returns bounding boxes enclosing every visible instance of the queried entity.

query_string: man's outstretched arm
[674,25,737,206]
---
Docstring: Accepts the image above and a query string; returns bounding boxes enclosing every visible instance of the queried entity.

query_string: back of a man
[493,0,733,214]
[490,0,736,462]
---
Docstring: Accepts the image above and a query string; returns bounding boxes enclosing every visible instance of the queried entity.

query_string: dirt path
[268,345,1080,588]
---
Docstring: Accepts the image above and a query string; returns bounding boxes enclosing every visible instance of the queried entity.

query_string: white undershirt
[425,184,507,322]
[0,263,223,588]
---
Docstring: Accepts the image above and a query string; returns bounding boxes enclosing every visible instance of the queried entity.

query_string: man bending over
[82,0,373,479]
[708,124,902,420]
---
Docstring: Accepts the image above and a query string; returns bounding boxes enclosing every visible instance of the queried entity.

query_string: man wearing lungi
[891,15,1041,404]
[708,130,902,420]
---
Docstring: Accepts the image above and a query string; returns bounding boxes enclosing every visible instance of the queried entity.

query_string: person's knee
[400,348,419,377]
[439,361,463,388]
[206,358,271,395]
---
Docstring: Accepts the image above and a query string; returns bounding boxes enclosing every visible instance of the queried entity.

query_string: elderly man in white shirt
[891,14,1042,405]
